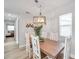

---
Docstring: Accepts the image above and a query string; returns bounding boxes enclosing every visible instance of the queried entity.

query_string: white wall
[18,15,32,48]
[18,17,25,47]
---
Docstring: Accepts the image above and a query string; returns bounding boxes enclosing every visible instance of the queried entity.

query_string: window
[59,13,72,37]
[7,25,14,31]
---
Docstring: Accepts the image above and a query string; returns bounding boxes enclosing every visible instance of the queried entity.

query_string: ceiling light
[33,4,46,25]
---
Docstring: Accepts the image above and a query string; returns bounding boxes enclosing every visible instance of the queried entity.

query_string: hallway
[4,37,27,59]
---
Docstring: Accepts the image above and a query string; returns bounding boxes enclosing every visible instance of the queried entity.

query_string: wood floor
[4,37,27,59]
[4,37,74,59]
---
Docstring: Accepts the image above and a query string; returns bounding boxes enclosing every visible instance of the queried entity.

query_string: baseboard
[70,54,75,59]
[19,44,26,48]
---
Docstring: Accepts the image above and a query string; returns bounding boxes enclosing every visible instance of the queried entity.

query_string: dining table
[40,39,64,59]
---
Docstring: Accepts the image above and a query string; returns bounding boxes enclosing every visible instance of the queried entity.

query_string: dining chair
[31,35,41,59]
[63,37,71,59]
[25,33,32,59]
[31,35,49,59]
[49,33,58,41]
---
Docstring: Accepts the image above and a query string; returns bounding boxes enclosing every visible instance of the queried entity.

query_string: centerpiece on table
[34,25,44,42]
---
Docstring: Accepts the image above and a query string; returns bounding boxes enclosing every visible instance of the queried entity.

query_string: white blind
[59,13,72,37]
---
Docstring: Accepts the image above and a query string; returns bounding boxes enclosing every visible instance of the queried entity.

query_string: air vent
[25,11,30,14]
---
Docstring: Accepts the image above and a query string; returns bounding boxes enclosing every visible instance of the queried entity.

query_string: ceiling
[4,12,17,21]
[4,0,74,21]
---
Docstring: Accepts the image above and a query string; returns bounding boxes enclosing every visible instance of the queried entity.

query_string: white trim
[15,17,19,44]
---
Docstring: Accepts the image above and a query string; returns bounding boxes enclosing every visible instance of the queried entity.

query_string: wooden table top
[40,39,64,58]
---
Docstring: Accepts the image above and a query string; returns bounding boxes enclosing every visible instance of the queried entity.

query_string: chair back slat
[64,37,71,59]
[31,35,41,59]
[25,33,31,58]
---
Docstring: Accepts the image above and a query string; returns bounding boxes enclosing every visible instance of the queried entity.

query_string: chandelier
[33,0,46,25]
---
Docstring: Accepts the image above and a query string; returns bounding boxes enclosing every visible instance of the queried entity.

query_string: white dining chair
[63,37,71,59]
[49,33,58,41]
[31,35,41,59]
[31,35,55,59]
[25,33,31,59]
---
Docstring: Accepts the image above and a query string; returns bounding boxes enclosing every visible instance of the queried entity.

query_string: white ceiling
[4,0,74,20]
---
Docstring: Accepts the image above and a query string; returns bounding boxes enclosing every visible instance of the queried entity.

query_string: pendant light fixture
[33,0,46,25]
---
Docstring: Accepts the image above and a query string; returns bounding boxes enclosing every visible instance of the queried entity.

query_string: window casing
[59,13,72,37]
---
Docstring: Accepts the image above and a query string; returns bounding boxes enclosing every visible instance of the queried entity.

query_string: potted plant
[34,25,44,42]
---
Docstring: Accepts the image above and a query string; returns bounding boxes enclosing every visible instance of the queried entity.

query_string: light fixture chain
[40,4,42,15]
